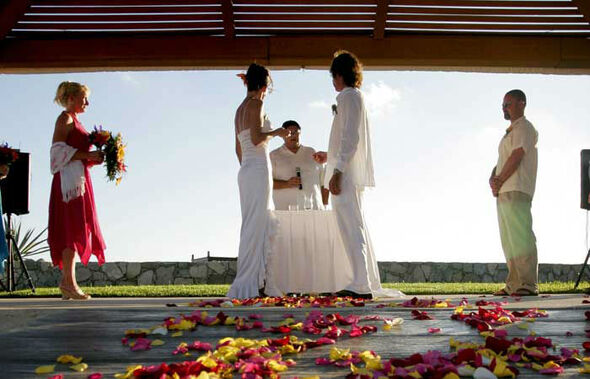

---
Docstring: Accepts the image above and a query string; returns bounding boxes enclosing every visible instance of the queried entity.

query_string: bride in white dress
[227,64,289,299]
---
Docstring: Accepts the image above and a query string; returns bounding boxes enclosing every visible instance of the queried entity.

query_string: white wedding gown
[227,125,282,299]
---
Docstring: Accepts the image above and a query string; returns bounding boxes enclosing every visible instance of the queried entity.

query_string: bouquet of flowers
[0,142,19,166]
[89,126,127,185]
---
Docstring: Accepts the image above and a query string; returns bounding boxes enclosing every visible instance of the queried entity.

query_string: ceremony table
[270,210,353,294]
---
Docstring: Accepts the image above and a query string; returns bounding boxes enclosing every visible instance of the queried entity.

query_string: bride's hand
[274,128,290,139]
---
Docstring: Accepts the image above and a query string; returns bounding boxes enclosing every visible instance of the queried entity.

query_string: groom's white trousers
[331,175,382,294]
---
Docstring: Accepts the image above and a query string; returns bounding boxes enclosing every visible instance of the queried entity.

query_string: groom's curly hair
[330,50,363,88]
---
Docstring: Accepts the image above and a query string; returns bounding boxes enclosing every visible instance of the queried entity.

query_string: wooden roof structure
[1,0,590,73]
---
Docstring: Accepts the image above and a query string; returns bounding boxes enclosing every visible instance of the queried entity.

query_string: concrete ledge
[0,259,583,289]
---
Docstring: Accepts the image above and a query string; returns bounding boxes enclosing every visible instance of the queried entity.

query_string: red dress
[48,115,106,269]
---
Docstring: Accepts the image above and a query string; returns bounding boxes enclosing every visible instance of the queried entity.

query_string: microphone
[295,167,302,190]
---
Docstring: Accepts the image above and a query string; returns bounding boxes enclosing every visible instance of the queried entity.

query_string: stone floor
[0,294,589,378]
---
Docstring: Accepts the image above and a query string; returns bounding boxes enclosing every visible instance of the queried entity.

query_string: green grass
[0,281,588,298]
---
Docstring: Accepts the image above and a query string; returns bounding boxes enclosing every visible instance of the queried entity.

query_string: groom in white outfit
[314,51,403,299]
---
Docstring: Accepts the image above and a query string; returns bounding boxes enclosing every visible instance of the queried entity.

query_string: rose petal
[70,363,89,372]
[35,365,56,375]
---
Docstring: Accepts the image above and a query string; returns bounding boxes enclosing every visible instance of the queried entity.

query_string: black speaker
[0,152,30,215]
[582,150,590,210]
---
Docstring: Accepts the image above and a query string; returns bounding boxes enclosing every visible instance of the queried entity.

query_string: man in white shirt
[270,120,327,210]
[314,51,403,299]
[490,89,539,296]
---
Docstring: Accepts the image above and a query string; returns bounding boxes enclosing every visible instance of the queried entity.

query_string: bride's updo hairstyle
[245,63,272,92]
[330,50,363,89]
[54,81,90,107]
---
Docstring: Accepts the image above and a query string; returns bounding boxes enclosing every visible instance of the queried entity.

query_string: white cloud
[119,72,141,87]
[364,81,401,118]
[307,82,401,119]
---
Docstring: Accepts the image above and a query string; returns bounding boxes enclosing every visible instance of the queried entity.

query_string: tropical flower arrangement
[89,126,127,184]
[0,142,19,166]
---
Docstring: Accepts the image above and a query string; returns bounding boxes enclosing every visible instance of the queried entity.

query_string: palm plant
[2,216,50,257]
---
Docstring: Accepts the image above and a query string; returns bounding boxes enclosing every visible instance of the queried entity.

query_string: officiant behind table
[270,120,329,210]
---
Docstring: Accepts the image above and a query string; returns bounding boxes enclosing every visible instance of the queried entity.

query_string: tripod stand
[0,213,36,293]
[574,249,590,290]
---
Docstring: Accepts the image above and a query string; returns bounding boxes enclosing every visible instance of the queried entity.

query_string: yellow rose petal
[70,362,89,372]
[56,354,83,364]
[114,365,143,379]
[151,339,166,346]
[329,347,351,361]
[268,360,288,372]
[35,365,55,375]
[350,364,372,376]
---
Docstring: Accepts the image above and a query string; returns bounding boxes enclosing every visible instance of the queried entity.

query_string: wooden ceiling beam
[233,0,375,4]
[233,5,375,13]
[2,34,590,74]
[373,0,388,39]
[389,7,581,16]
[26,6,223,14]
[221,0,235,38]
[234,13,375,21]
[572,0,590,24]
[385,22,590,31]
[0,0,32,40]
[31,0,222,5]
[391,0,573,7]
[22,14,224,22]
[13,22,224,30]
[388,15,585,23]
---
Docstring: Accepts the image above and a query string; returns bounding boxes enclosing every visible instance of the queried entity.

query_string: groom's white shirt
[324,87,375,189]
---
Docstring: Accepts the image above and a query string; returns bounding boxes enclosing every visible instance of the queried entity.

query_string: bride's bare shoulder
[244,98,263,111]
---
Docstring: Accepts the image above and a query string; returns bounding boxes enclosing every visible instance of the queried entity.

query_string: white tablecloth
[270,210,353,293]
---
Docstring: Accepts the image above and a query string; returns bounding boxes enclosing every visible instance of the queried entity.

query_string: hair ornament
[236,73,247,85]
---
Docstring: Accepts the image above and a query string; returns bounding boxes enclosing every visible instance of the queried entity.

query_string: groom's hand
[329,171,342,195]
[287,177,301,188]
[313,151,327,164]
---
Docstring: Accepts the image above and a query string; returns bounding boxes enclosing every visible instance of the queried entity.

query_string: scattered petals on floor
[34,295,590,378]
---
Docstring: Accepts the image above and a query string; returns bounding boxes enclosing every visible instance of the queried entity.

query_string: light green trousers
[496,191,538,294]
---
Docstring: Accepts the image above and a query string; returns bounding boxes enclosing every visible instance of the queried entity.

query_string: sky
[1,68,589,265]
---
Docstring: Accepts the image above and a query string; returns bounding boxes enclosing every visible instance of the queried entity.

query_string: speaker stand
[574,248,590,290]
[0,213,36,293]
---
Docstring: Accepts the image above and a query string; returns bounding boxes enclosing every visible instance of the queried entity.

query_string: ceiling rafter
[1,0,590,73]
[0,0,32,40]
[373,0,388,39]
[221,0,235,38]
[572,0,590,24]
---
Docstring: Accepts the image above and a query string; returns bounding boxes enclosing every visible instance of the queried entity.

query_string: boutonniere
[331,104,337,115]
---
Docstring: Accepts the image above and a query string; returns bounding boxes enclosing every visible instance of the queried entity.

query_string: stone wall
[377,262,580,284]
[1,259,583,289]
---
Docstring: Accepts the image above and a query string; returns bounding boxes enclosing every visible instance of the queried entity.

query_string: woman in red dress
[49,81,106,300]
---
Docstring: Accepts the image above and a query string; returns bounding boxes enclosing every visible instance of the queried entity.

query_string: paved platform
[0,294,589,378]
